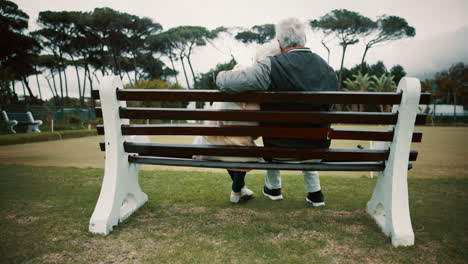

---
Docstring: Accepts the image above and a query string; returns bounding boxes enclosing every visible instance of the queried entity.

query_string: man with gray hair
[216,17,338,207]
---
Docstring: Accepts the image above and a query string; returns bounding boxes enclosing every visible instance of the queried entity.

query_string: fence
[1,104,98,133]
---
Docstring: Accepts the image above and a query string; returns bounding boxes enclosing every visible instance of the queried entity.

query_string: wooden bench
[1,110,43,133]
[90,77,430,247]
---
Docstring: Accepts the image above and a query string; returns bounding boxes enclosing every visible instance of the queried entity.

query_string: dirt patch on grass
[325,209,365,216]
[179,206,208,214]
[5,213,40,225]
[28,232,161,264]
[268,228,328,244]
[26,252,83,264]
[214,208,260,224]
[318,239,370,264]
[287,210,307,217]
[339,223,367,235]
[413,241,445,264]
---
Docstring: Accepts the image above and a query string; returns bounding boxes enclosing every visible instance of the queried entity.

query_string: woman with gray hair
[217,17,338,207]
[193,41,281,204]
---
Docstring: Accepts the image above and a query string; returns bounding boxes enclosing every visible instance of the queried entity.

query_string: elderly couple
[196,17,338,205]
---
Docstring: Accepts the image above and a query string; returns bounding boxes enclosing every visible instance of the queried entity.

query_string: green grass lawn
[1,164,467,264]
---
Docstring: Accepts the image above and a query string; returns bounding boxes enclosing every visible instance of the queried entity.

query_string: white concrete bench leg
[369,141,390,179]
[89,81,148,234]
[366,77,420,247]
[8,121,18,134]
[2,111,17,134]
[26,112,42,133]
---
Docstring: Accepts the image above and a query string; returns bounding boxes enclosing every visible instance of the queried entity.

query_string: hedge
[0,129,98,146]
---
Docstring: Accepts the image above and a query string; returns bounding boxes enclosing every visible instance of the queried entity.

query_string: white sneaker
[240,186,255,199]
[230,192,241,203]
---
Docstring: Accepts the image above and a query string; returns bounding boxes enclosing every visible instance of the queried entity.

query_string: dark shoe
[306,190,325,207]
[262,186,283,200]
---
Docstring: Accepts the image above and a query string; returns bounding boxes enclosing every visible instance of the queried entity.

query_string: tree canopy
[311,9,376,88]
[361,15,415,67]
[0,0,41,106]
[235,24,275,44]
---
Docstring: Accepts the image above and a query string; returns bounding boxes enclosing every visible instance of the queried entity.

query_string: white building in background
[419,104,467,116]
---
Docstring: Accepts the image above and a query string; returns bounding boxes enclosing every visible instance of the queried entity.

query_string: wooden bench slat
[98,142,418,161]
[91,90,100,100]
[99,107,426,125]
[119,108,399,124]
[119,125,422,143]
[128,155,386,171]
[123,142,390,161]
[117,90,432,105]
[117,90,404,104]
[330,129,423,142]
[91,89,431,105]
[95,107,427,125]
[96,125,422,142]
[120,125,330,138]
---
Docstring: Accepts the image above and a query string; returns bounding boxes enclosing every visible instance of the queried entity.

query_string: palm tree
[371,74,396,112]
[343,72,373,111]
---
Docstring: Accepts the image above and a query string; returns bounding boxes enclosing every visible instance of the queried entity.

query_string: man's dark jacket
[216,47,338,150]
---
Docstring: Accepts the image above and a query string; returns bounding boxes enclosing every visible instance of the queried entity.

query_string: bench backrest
[92,78,430,171]
[2,111,32,123]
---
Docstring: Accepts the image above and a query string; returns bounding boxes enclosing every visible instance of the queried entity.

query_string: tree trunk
[22,77,36,101]
[57,68,64,101]
[168,53,179,84]
[35,72,42,100]
[92,71,101,84]
[58,40,69,98]
[186,54,197,87]
[338,45,348,90]
[62,63,69,98]
[87,66,94,92]
[44,76,56,99]
[20,80,26,100]
[110,47,123,80]
[88,68,95,109]
[321,40,330,64]
[132,52,138,83]
[179,55,191,89]
[70,56,82,106]
[82,66,87,101]
[126,70,133,86]
[46,77,59,105]
[360,45,371,71]
[51,71,60,105]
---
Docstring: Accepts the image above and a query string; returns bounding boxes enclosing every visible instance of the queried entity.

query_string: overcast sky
[13,0,468,99]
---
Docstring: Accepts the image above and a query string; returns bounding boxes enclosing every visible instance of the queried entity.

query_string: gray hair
[275,17,306,48]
